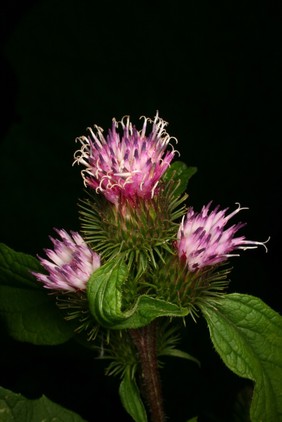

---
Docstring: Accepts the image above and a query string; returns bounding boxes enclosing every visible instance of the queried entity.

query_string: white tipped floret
[73,112,177,204]
[32,229,101,291]
[177,202,269,272]
[238,236,270,253]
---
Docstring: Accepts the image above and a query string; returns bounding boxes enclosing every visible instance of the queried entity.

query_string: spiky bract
[79,181,187,276]
[151,253,230,319]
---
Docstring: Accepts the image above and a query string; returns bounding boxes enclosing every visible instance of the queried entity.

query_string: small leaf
[119,373,148,422]
[162,161,197,197]
[200,293,282,422]
[159,348,200,367]
[0,386,86,421]
[115,296,189,330]
[186,417,198,422]
[0,243,42,289]
[87,259,189,329]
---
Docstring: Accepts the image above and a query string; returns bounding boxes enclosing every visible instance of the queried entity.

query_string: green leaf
[186,417,198,422]
[0,285,73,345]
[87,259,189,329]
[200,293,282,422]
[162,161,197,197]
[119,373,148,422]
[0,386,86,421]
[0,243,73,345]
[0,243,42,289]
[115,296,189,330]
[86,259,128,327]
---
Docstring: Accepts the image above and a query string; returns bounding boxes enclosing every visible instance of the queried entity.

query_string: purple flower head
[177,202,269,272]
[32,229,101,291]
[73,112,177,204]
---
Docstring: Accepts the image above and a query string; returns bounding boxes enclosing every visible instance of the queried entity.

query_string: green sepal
[162,161,197,197]
[0,386,86,421]
[119,372,148,422]
[0,243,73,345]
[87,259,189,329]
[200,293,282,422]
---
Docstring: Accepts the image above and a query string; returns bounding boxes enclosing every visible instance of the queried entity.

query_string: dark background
[0,1,281,421]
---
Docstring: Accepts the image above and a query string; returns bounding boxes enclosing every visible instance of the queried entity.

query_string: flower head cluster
[33,229,100,291]
[73,113,177,204]
[177,202,268,272]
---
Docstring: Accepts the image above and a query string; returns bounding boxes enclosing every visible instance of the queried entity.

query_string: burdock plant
[0,113,281,422]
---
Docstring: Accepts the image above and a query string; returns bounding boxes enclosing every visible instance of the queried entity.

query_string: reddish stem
[129,321,165,422]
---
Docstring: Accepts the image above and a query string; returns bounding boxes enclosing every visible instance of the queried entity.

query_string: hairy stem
[129,321,165,422]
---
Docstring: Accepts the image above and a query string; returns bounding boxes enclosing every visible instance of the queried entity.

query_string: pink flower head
[73,112,177,204]
[177,202,268,272]
[33,229,101,291]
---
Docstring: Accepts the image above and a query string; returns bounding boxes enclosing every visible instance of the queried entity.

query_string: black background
[0,1,281,421]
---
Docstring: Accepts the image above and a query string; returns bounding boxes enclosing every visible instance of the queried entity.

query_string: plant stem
[129,321,165,422]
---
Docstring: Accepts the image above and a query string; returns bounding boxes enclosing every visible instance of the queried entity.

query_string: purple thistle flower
[32,229,101,292]
[177,202,269,272]
[73,112,177,204]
